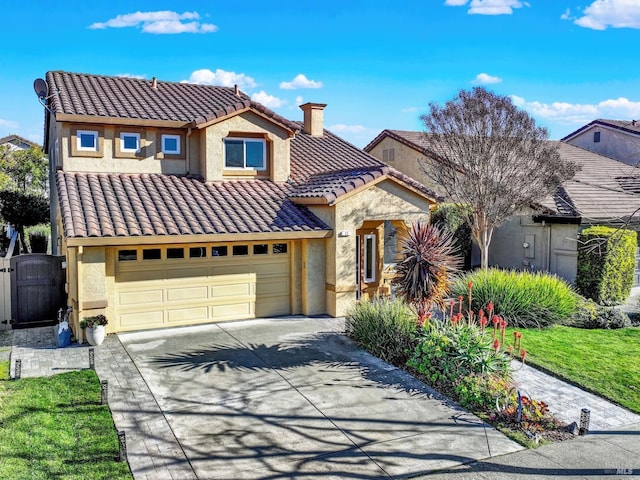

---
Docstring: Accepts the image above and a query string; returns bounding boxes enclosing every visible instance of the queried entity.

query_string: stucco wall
[368,137,444,195]
[489,214,579,283]
[60,124,195,175]
[310,179,432,317]
[567,127,640,167]
[201,111,290,182]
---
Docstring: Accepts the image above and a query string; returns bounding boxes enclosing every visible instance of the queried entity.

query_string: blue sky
[1,0,640,148]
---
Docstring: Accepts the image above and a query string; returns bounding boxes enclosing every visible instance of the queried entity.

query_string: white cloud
[0,118,18,129]
[511,95,640,125]
[186,69,257,89]
[279,74,323,90]
[295,96,304,105]
[573,0,640,30]
[328,124,367,134]
[560,8,571,20]
[89,11,218,34]
[116,73,146,79]
[401,106,421,113]
[251,91,284,108]
[445,0,528,15]
[472,73,502,85]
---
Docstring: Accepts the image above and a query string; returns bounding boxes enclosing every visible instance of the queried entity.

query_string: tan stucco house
[562,119,640,168]
[365,129,640,284]
[42,71,437,338]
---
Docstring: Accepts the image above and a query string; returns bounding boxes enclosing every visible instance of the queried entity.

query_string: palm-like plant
[393,222,462,324]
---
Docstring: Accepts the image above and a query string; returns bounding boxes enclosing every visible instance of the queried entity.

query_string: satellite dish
[33,78,48,100]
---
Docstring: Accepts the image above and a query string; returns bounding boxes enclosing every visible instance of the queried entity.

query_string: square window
[143,248,161,260]
[212,246,228,257]
[273,243,288,254]
[167,247,184,259]
[120,132,140,152]
[253,244,268,255]
[162,134,181,154]
[189,247,206,258]
[224,138,266,170]
[233,245,249,256]
[118,249,137,261]
[77,130,98,151]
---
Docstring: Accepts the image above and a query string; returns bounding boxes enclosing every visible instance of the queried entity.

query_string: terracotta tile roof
[57,171,329,239]
[561,118,640,141]
[289,125,439,204]
[46,71,298,131]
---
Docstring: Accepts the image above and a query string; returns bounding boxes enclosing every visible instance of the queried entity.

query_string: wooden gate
[10,255,66,328]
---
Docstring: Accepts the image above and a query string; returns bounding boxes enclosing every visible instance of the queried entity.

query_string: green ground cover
[0,362,132,480]
[509,326,640,413]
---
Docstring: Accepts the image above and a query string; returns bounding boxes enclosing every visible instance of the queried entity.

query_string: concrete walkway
[2,318,640,479]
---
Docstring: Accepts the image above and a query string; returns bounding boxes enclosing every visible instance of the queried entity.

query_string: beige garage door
[114,242,290,332]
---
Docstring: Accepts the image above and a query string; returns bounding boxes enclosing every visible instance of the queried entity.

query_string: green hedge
[430,203,472,270]
[576,226,636,306]
[452,269,579,328]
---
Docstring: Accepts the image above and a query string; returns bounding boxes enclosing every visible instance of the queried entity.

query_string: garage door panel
[211,302,253,320]
[213,263,252,275]
[117,269,164,283]
[256,279,289,296]
[167,285,209,302]
[119,289,164,306]
[165,266,210,280]
[210,281,253,298]
[120,310,164,329]
[254,261,288,275]
[256,297,290,317]
[167,306,209,323]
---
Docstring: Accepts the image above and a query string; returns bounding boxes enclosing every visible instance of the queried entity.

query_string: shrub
[567,298,632,329]
[393,222,462,324]
[345,298,418,366]
[576,226,636,306]
[26,224,50,253]
[430,203,472,270]
[408,320,510,386]
[454,373,512,412]
[452,269,579,328]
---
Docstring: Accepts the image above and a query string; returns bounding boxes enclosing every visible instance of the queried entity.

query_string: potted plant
[80,314,108,346]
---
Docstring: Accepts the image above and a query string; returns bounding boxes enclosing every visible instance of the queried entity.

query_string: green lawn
[508,326,640,414]
[0,362,132,480]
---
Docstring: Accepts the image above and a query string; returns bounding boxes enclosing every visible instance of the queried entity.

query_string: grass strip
[0,364,132,480]
[507,326,640,413]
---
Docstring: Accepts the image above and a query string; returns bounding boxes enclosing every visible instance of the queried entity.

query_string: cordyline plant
[393,222,462,325]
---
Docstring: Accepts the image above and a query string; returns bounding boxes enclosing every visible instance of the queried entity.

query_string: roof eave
[64,229,334,247]
[55,113,191,129]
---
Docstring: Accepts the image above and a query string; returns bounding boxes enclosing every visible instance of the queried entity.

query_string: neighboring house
[42,71,438,337]
[0,134,39,151]
[365,130,640,284]
[562,119,640,168]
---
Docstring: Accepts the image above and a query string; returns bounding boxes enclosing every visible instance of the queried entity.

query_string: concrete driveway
[118,316,521,479]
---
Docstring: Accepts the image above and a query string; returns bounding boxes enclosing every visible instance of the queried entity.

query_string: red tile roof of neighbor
[50,71,438,239]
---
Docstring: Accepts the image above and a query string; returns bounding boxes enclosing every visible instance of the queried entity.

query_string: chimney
[234,84,239,96]
[151,77,158,90]
[300,102,327,137]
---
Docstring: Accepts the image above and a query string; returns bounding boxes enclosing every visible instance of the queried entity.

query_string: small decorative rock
[566,421,579,435]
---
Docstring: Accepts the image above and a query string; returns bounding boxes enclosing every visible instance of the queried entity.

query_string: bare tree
[420,87,579,269]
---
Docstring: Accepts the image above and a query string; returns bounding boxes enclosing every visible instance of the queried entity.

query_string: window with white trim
[77,130,98,151]
[224,138,266,170]
[363,234,376,283]
[120,132,140,153]
[162,134,181,155]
